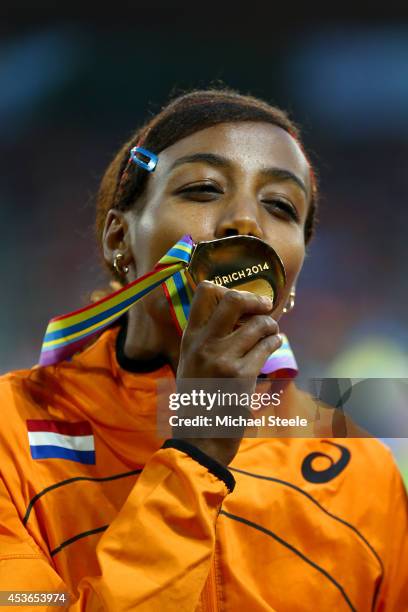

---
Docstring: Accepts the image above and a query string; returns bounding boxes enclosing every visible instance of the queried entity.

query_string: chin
[143,287,177,327]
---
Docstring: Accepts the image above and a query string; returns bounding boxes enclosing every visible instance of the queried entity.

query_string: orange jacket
[0,325,407,611]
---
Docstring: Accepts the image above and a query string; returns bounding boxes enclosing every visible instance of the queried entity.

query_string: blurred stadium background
[1,9,407,480]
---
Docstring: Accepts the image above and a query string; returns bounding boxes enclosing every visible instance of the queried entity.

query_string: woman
[0,89,406,611]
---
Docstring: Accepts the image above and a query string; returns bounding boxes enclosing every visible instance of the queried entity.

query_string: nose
[215,196,264,239]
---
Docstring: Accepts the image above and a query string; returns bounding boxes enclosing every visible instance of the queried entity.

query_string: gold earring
[283,287,296,313]
[113,253,129,276]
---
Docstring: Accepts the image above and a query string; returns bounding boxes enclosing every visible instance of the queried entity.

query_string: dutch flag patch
[27,420,95,464]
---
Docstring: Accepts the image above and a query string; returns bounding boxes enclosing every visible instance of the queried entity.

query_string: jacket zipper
[202,558,218,612]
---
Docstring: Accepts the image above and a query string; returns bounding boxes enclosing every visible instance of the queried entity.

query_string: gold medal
[186,235,286,307]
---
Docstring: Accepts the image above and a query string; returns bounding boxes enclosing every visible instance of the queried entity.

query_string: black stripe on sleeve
[162,439,235,493]
[50,525,109,557]
[220,509,356,612]
[23,469,143,525]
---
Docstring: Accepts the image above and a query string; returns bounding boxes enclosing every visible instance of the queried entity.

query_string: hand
[175,281,282,465]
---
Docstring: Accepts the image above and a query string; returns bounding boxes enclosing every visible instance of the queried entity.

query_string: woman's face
[106,121,312,324]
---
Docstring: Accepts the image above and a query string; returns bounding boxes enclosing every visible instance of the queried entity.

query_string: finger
[205,289,273,338]
[186,281,230,330]
[238,333,283,376]
[225,315,279,357]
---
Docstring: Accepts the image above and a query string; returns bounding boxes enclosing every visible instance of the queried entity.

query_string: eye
[177,182,223,201]
[262,198,299,222]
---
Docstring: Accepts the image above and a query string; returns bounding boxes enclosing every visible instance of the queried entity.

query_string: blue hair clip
[130,146,158,172]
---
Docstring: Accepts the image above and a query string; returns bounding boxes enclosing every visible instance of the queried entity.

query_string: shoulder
[331,436,402,485]
[0,326,122,414]
[0,368,38,407]
[238,434,403,518]
[0,367,58,450]
[0,364,59,410]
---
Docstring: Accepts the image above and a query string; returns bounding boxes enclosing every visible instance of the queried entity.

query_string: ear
[102,209,134,271]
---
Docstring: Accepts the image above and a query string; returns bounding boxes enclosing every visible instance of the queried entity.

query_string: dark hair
[96,88,318,281]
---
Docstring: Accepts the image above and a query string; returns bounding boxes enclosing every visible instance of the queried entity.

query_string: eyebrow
[168,152,307,195]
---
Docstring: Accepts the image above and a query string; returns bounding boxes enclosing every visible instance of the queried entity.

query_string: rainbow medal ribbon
[39,236,193,366]
[39,235,297,376]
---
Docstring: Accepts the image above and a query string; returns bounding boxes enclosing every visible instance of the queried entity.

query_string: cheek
[270,230,305,298]
[129,204,185,275]
[281,242,305,286]
[130,202,216,275]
